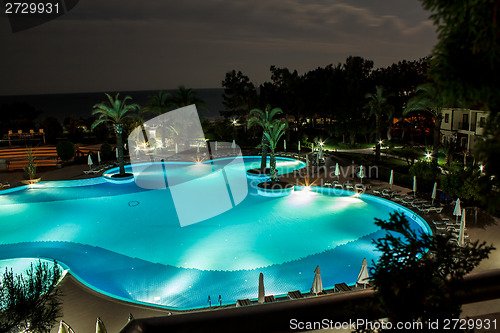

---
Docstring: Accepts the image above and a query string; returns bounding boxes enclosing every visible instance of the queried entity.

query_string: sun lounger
[401,197,414,205]
[422,206,443,214]
[411,199,427,207]
[323,182,332,188]
[381,189,392,197]
[391,195,403,202]
[334,184,343,190]
[345,184,354,190]
[354,184,365,192]
[287,290,304,300]
[264,295,276,303]
[1,182,10,188]
[372,189,381,195]
[334,283,351,292]
[236,299,252,307]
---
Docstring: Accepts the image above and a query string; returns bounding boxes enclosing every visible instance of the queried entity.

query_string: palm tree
[92,93,139,176]
[247,105,283,173]
[365,86,393,161]
[143,90,172,115]
[140,91,174,148]
[165,86,208,150]
[169,85,207,109]
[263,121,288,182]
[403,83,447,157]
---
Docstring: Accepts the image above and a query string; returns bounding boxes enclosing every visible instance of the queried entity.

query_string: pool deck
[2,156,499,332]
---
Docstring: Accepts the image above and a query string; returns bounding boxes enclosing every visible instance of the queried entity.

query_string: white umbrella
[431,182,437,205]
[284,139,286,152]
[97,151,101,165]
[318,143,323,160]
[305,154,309,167]
[115,147,119,160]
[87,154,93,169]
[389,170,394,190]
[215,141,218,151]
[335,163,340,180]
[258,272,265,304]
[356,258,370,289]
[458,208,466,246]
[311,265,323,295]
[232,139,236,149]
[298,141,301,152]
[175,143,178,154]
[197,142,200,153]
[453,198,462,224]
[413,176,417,198]
[358,165,365,184]
[96,317,107,333]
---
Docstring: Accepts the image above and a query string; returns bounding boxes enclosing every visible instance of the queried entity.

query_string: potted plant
[21,147,41,184]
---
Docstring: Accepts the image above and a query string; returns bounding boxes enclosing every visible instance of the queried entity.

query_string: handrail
[120,269,500,333]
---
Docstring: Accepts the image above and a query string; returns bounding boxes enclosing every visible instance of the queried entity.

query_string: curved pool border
[0,157,432,310]
[297,185,432,236]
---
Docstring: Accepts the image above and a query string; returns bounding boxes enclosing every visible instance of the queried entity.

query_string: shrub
[441,168,480,201]
[100,143,113,161]
[367,212,494,330]
[56,140,75,161]
[0,260,62,332]
[409,161,439,180]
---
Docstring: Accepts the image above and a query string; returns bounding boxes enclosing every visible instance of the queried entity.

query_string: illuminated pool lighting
[0,156,430,309]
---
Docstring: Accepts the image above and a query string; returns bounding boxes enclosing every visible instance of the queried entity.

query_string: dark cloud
[0,0,436,95]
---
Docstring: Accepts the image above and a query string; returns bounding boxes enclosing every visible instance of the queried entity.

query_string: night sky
[0,0,437,95]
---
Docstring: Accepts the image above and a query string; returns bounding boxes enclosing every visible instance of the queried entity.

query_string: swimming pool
[0,157,430,309]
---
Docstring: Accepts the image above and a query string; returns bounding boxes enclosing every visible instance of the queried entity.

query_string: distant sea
[0,88,225,123]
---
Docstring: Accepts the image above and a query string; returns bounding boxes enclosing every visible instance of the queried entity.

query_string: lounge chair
[287,290,304,300]
[1,182,11,189]
[236,299,252,307]
[372,189,381,195]
[401,197,414,205]
[422,206,443,214]
[392,195,403,202]
[334,283,351,293]
[354,184,365,192]
[381,189,394,198]
[264,295,276,303]
[323,182,332,188]
[345,184,354,190]
[411,199,427,207]
[334,184,343,190]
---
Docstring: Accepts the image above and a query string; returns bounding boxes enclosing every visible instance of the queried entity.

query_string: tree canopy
[420,0,500,110]
[367,212,493,331]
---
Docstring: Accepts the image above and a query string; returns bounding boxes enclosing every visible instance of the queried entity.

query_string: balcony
[458,122,476,131]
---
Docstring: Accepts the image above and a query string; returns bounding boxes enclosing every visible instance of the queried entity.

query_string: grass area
[323,141,375,150]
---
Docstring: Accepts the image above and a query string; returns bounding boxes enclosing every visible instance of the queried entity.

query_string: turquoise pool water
[0,157,430,309]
